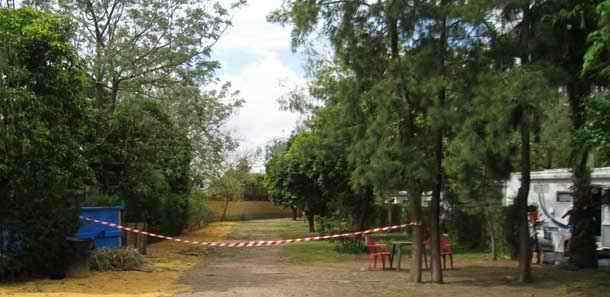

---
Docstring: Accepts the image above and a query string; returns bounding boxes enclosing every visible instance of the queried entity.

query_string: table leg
[390,244,396,269]
[396,247,402,271]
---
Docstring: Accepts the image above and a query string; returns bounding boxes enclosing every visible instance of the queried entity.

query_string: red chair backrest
[364,235,374,251]
[440,237,453,254]
[423,236,453,254]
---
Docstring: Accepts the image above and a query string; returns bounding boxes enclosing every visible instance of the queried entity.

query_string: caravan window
[556,192,573,203]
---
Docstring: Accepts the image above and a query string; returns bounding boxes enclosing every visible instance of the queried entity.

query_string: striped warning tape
[80,216,418,248]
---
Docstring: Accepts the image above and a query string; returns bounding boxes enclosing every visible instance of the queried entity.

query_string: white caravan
[503,167,610,254]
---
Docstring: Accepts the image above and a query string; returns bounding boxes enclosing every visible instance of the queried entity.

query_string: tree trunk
[220,195,230,222]
[291,207,297,221]
[352,188,373,230]
[409,190,423,283]
[569,150,597,268]
[429,2,449,283]
[546,149,554,169]
[567,80,597,269]
[306,212,315,233]
[486,209,498,261]
[516,120,532,283]
[431,130,444,283]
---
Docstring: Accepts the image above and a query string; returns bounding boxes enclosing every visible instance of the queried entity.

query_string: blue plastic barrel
[76,207,123,249]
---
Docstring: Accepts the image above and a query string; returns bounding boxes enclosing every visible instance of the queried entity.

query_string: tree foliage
[0,8,91,278]
[268,0,610,282]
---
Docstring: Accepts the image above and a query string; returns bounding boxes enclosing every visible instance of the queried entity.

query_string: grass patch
[89,248,144,271]
[221,218,358,265]
[561,269,610,297]
[207,201,292,221]
[282,241,354,264]
[226,218,312,240]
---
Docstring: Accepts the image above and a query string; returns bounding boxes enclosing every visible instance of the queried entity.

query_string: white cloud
[214,0,306,171]
[217,1,293,54]
[223,51,303,150]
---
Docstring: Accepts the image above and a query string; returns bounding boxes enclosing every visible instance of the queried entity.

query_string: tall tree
[509,0,604,269]
[44,0,245,183]
[467,65,555,281]
[265,131,326,232]
[271,0,494,283]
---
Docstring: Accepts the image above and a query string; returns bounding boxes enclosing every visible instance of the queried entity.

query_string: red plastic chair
[365,235,390,270]
[440,235,454,270]
[423,234,454,270]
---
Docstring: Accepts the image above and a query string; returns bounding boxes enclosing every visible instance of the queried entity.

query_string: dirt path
[177,219,610,297]
[178,244,412,297]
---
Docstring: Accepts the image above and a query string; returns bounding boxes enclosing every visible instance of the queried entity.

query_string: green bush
[92,98,193,236]
[89,248,144,271]
[82,194,122,207]
[0,9,91,280]
[315,216,368,254]
[334,238,367,254]
[158,194,190,236]
[187,191,211,229]
[501,205,519,258]
[316,216,351,234]
[446,209,486,251]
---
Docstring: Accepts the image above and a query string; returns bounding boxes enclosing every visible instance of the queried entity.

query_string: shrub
[334,238,367,254]
[446,209,486,251]
[315,216,367,254]
[158,194,190,236]
[89,248,144,271]
[187,190,212,229]
[316,216,351,234]
[0,9,91,280]
[501,205,519,258]
[81,194,122,207]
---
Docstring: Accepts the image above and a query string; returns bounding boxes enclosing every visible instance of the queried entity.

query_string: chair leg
[423,253,428,270]
[449,254,453,269]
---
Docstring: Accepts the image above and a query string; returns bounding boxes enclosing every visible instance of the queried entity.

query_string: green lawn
[282,241,355,264]
[222,218,357,264]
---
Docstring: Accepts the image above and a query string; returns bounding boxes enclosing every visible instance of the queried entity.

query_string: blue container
[76,207,123,249]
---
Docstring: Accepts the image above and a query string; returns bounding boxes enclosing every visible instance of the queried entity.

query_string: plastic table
[390,241,412,271]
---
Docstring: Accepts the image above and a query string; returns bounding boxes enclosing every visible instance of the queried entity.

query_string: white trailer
[503,167,610,254]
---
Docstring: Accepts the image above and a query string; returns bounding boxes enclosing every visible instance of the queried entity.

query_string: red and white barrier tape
[80,216,418,248]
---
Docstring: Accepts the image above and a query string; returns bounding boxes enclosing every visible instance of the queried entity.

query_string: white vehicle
[503,167,610,254]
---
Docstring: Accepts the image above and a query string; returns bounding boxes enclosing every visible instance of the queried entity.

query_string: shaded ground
[178,219,610,297]
[0,222,236,297]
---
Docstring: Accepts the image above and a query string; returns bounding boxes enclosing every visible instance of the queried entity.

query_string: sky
[213,0,307,170]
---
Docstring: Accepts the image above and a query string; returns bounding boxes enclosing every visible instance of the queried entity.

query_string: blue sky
[213,0,307,168]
